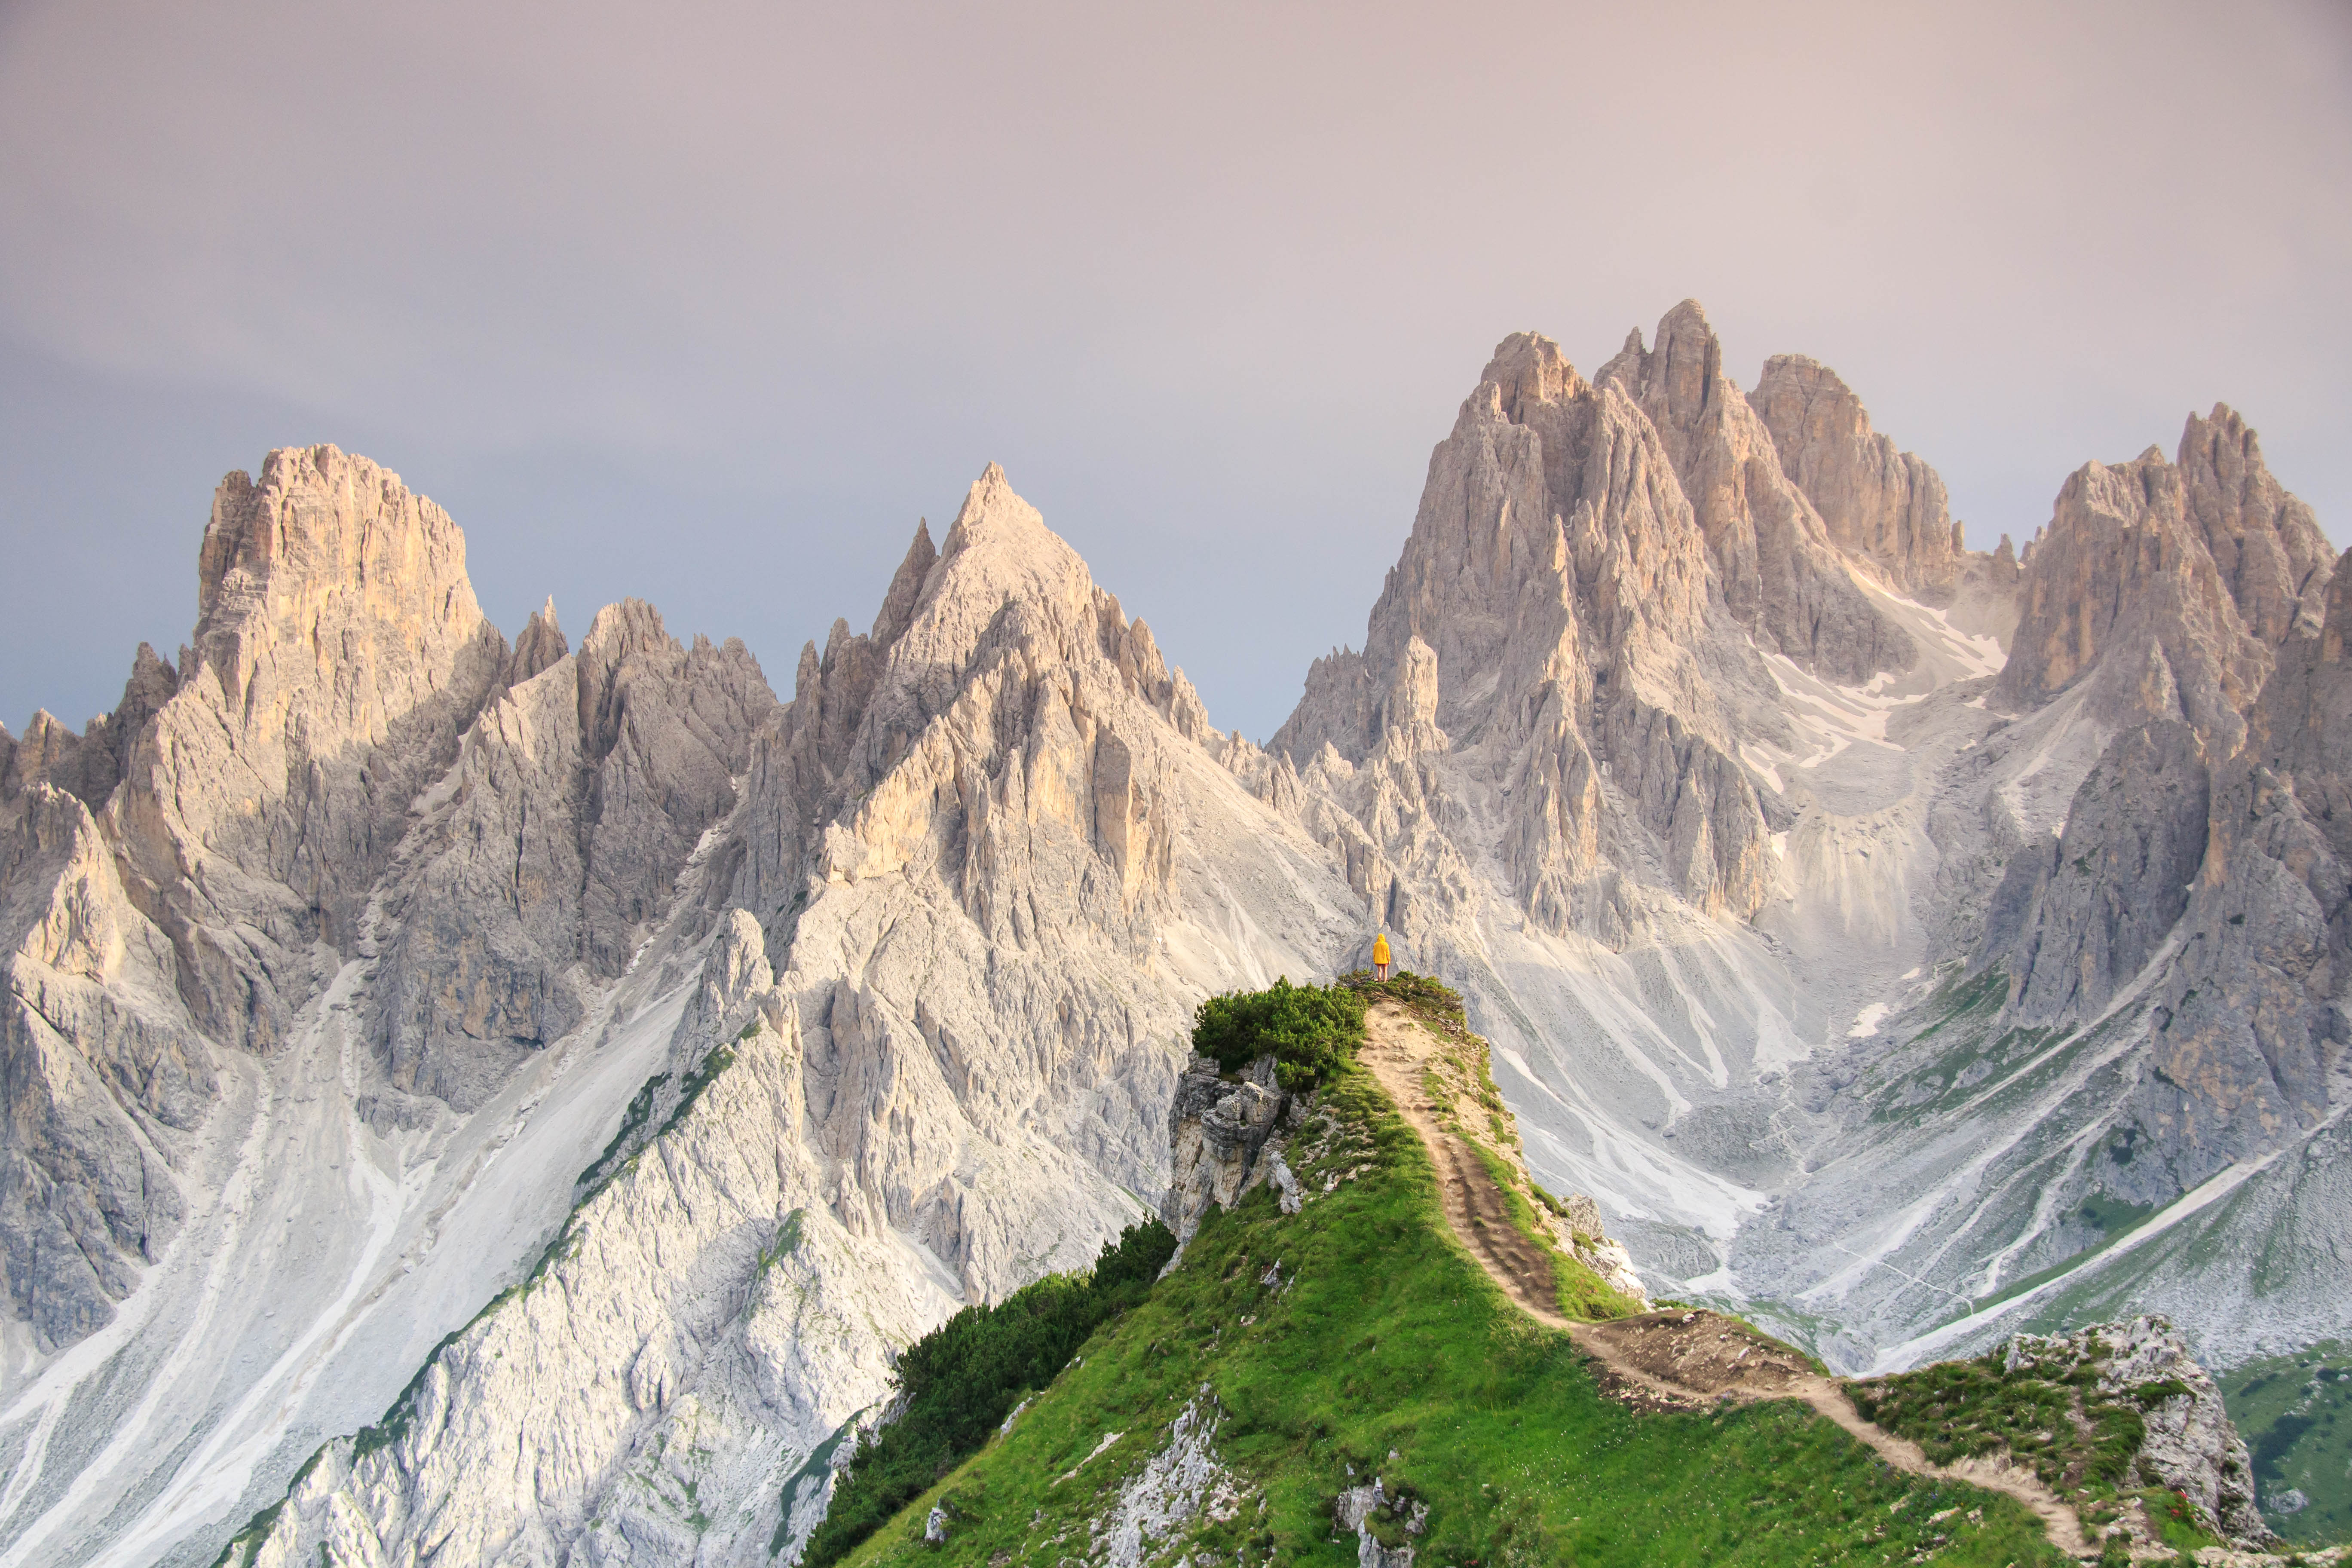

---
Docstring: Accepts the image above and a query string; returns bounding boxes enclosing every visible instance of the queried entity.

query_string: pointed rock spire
[1596,301,1913,682]
[507,596,569,686]
[870,519,937,652]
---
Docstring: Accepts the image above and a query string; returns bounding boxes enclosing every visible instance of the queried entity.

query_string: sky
[3,0,2348,744]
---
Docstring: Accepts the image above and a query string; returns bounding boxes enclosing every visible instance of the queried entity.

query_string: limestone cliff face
[202,469,1360,1568]
[2116,545,2352,1191]
[2177,406,2336,647]
[371,599,775,1111]
[0,783,209,1346]
[713,464,1338,1300]
[1265,327,1787,949]
[1596,302,1914,684]
[0,447,781,1358]
[1999,409,2328,758]
[113,446,514,1054]
[1980,420,2342,1194]
[1751,354,1963,596]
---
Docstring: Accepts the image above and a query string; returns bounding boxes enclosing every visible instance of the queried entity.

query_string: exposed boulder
[1161,1054,1290,1243]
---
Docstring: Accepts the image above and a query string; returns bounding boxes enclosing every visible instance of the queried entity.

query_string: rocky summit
[0,303,2344,1566]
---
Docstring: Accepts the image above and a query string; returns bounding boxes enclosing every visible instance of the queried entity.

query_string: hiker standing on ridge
[1372,931,1392,981]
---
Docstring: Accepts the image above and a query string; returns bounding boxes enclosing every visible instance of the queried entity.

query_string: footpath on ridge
[1354,1001,2095,1561]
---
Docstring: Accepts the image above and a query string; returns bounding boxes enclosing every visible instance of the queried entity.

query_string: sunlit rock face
[1751,352,1964,597]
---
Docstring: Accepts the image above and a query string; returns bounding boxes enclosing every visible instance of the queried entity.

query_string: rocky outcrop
[2003,1317,2268,1545]
[1089,1395,1250,1568]
[1752,354,1963,596]
[1160,1054,1290,1242]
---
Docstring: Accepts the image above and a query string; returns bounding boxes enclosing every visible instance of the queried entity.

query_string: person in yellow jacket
[1372,931,1392,980]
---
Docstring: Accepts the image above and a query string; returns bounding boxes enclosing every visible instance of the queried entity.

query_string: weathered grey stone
[1752,353,1963,596]
[1597,301,1914,683]
[1161,1053,1289,1241]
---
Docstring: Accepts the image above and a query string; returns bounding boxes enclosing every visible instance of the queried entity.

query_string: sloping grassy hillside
[2222,1342,2352,1545]
[833,1061,2067,1568]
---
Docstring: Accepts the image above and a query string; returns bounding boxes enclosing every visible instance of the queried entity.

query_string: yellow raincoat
[1372,933,1391,967]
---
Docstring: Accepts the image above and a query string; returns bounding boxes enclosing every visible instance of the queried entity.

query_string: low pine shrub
[1191,977,1367,1090]
[799,1219,1176,1568]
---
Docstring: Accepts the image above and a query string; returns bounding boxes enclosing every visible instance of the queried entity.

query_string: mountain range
[0,299,2341,1566]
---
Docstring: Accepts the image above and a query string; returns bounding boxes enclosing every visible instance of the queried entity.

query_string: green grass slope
[2221,1342,2352,1546]
[832,1063,2067,1568]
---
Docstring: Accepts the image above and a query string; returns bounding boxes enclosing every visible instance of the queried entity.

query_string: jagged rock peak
[1479,331,1589,415]
[2174,403,2335,644]
[1595,301,1914,683]
[3,645,180,809]
[507,596,568,685]
[191,444,487,681]
[870,518,937,652]
[1998,410,2328,753]
[1750,352,1963,594]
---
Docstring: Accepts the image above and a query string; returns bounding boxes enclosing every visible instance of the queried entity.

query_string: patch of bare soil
[1357,1004,1562,1326]
[1583,1310,1814,1396]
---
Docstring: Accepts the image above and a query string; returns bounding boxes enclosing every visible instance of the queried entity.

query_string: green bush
[799,1219,1176,1567]
[1191,977,1367,1091]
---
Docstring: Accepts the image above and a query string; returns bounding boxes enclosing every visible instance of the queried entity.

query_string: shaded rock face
[2115,544,2352,1191]
[371,599,775,1111]
[1979,431,2342,1209]
[0,645,178,811]
[1991,719,2212,1024]
[1751,354,1963,596]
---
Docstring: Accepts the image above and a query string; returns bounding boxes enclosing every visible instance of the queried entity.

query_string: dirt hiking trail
[1356,1001,2094,1560]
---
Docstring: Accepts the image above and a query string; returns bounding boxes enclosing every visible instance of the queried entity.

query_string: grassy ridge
[836,1062,2067,1568]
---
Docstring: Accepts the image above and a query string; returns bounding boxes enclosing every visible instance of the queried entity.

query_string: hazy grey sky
[4,0,2348,743]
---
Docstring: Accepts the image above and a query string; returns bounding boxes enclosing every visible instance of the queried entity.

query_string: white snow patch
[1848,1002,1893,1039]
